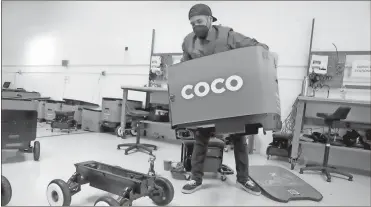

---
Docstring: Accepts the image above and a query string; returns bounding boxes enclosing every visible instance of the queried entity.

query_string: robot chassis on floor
[1,176,12,206]
[46,155,174,206]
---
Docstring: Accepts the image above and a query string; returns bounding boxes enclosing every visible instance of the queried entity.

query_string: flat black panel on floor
[249,165,323,203]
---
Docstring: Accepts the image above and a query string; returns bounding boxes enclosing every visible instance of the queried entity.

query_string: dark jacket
[181,25,269,62]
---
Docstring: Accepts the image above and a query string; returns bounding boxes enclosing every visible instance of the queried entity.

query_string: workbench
[2,89,41,99]
[120,86,175,139]
[290,96,371,171]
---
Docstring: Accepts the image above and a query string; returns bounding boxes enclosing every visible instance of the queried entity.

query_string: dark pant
[191,128,249,183]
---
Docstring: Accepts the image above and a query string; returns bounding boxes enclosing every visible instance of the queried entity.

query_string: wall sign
[351,59,370,78]
[343,54,371,87]
[309,55,329,74]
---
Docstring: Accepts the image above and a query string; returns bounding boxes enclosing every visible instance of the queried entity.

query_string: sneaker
[181,180,202,194]
[237,178,261,196]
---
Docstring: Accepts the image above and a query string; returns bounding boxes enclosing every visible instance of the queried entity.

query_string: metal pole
[306,18,315,76]
[145,29,156,108]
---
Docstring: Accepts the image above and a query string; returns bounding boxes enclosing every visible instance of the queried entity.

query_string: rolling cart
[62,98,100,129]
[1,98,41,161]
[165,129,234,181]
[100,97,142,137]
[45,100,64,122]
[46,155,174,206]
[51,111,78,133]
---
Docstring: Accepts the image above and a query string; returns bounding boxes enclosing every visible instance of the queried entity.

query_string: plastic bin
[101,97,123,123]
[82,108,102,132]
[44,100,64,121]
[101,98,143,122]
[37,100,46,121]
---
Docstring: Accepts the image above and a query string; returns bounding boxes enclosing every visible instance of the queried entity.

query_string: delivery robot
[167,46,282,136]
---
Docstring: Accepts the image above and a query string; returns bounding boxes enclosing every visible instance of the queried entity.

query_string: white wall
[2,1,370,153]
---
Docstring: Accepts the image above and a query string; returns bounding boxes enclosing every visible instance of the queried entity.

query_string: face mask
[193,25,209,39]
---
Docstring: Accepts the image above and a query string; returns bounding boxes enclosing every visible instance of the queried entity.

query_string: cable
[280,98,299,134]
[332,43,339,62]
[62,77,68,98]
[332,43,343,75]
[91,75,102,103]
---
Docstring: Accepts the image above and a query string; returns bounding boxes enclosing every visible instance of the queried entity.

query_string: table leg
[120,89,129,129]
[291,100,305,170]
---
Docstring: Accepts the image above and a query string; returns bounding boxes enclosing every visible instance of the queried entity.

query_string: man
[180,3,269,195]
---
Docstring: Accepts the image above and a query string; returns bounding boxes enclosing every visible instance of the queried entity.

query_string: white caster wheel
[46,179,72,206]
[130,129,137,136]
[115,126,124,137]
[94,196,120,206]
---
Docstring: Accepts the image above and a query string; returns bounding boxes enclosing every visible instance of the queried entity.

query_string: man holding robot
[180,3,269,195]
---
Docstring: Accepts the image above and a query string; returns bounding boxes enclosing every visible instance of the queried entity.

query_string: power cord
[332,43,344,75]
[280,99,299,134]
[62,76,68,98]
[91,74,102,103]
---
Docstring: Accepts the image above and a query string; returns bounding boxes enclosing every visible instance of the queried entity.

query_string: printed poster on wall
[351,59,370,78]
[309,55,329,74]
[343,55,371,86]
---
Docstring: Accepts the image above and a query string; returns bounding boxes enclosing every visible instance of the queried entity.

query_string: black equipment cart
[1,98,41,161]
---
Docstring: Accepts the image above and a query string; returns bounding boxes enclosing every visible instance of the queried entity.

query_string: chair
[117,103,157,155]
[299,106,353,182]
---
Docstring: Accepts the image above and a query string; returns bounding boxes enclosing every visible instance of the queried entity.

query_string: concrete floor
[1,126,370,206]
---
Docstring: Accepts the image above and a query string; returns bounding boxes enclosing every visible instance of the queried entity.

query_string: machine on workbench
[288,50,371,171]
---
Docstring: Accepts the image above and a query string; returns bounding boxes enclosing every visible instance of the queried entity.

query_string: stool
[117,104,157,155]
[299,106,353,182]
